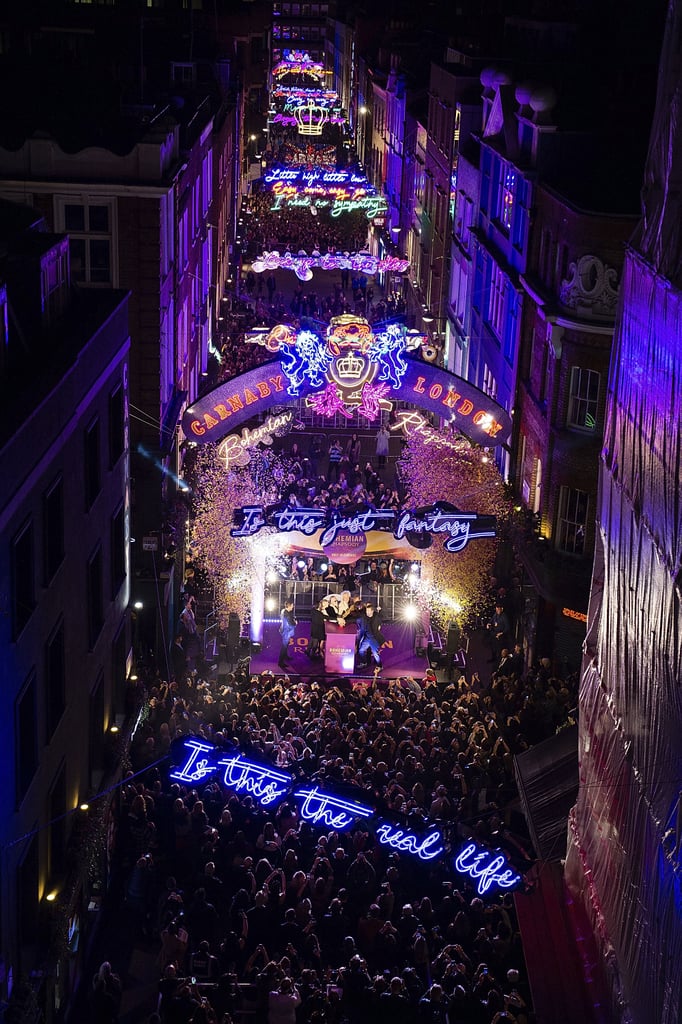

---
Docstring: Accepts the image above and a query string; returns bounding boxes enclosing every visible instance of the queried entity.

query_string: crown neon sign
[453,843,523,896]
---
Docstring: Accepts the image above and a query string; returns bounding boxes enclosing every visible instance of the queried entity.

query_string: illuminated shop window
[568,367,600,430]
[557,487,588,555]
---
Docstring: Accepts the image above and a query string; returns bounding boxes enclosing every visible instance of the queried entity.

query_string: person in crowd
[487,603,511,663]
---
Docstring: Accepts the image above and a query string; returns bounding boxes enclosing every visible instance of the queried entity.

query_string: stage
[249,619,429,680]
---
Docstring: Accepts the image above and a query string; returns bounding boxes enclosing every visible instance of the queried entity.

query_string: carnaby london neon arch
[182,315,512,642]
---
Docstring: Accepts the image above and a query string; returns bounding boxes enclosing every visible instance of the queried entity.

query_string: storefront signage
[562,607,587,623]
[217,411,294,469]
[182,317,511,448]
[453,843,523,896]
[231,502,496,554]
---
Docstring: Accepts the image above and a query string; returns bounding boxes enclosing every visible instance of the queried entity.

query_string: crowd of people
[100,604,579,1024]
[245,190,369,259]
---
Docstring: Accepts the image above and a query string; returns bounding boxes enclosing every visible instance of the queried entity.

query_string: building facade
[0,203,131,1015]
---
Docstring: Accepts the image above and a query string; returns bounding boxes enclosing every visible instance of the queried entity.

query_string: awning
[514,725,578,861]
[160,389,187,456]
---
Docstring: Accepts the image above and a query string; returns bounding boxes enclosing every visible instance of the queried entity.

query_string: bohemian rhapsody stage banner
[182,316,512,450]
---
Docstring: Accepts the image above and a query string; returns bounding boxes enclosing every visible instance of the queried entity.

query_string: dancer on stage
[356,603,383,669]
[278,599,297,669]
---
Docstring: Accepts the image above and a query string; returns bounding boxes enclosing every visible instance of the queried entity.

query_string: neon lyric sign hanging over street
[168,739,526,882]
[182,315,512,447]
[230,502,497,554]
[453,843,523,896]
[251,250,410,281]
[263,167,370,188]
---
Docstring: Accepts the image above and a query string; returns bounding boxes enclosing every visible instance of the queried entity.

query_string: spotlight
[133,601,143,610]
[45,890,58,903]
[404,604,419,622]
[319,562,328,572]
[481,455,489,464]
[411,562,419,572]
[265,597,276,612]
[297,559,306,569]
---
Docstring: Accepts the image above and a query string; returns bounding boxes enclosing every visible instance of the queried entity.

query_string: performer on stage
[278,599,297,669]
[308,599,326,660]
[356,603,383,669]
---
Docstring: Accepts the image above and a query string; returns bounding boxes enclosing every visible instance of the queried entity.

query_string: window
[44,477,65,583]
[84,417,101,509]
[498,163,515,232]
[111,504,126,598]
[483,363,497,400]
[488,263,506,339]
[109,383,125,467]
[60,201,113,285]
[557,487,588,555]
[16,673,38,803]
[12,520,35,637]
[41,242,68,323]
[568,367,600,431]
[17,835,39,945]
[89,673,105,781]
[46,620,66,741]
[87,545,104,648]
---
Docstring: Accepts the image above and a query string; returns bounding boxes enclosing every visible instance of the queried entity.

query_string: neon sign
[167,741,524,884]
[394,508,495,553]
[182,322,512,448]
[263,168,369,188]
[269,191,387,219]
[231,502,496,554]
[453,843,523,896]
[251,249,410,281]
[294,787,373,830]
[375,823,444,861]
[216,411,294,469]
[170,740,293,807]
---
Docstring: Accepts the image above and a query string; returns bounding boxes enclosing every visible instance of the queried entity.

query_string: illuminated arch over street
[182,318,511,448]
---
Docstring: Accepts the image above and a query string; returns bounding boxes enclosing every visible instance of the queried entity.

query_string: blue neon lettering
[453,843,522,895]
[170,740,217,783]
[231,505,267,538]
[218,754,292,806]
[294,787,373,830]
[375,823,444,861]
